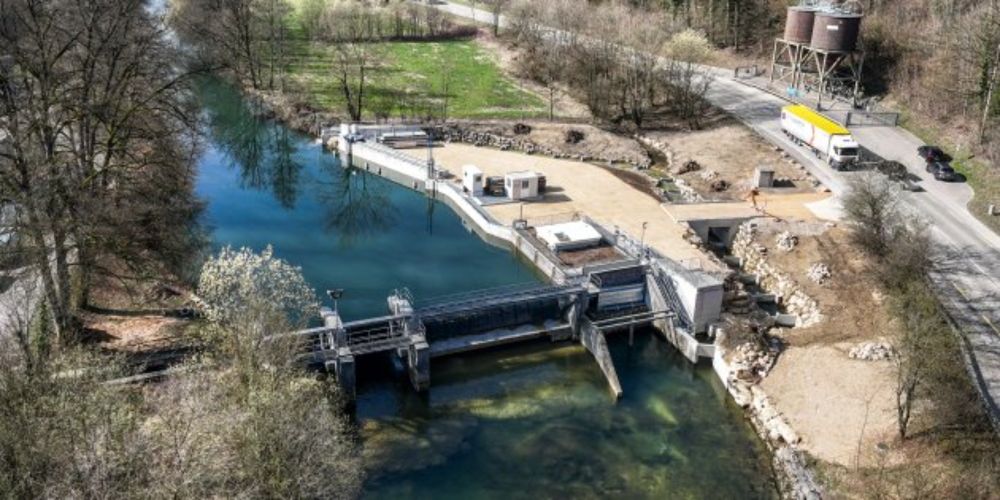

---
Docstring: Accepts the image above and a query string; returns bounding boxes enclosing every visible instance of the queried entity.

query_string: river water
[194,79,777,498]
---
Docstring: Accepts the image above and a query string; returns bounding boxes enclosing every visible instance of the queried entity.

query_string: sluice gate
[292,262,700,402]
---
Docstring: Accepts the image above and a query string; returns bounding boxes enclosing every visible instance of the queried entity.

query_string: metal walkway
[416,282,587,320]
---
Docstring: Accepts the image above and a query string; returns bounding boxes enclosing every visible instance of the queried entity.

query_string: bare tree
[332,42,384,122]
[0,0,201,343]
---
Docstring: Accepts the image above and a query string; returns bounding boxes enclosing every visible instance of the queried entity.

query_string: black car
[926,161,956,181]
[917,145,949,163]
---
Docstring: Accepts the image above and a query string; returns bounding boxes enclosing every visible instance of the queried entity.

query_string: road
[429,0,1000,430]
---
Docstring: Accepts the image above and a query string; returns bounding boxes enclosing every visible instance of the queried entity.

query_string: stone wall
[713,340,823,500]
[730,221,822,327]
[437,124,652,168]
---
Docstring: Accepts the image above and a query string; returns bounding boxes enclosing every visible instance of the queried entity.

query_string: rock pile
[775,231,798,252]
[807,263,831,284]
[676,159,701,175]
[440,124,651,168]
[729,342,777,384]
[849,340,895,361]
[731,222,823,326]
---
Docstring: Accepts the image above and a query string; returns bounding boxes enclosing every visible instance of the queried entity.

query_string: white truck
[780,104,860,170]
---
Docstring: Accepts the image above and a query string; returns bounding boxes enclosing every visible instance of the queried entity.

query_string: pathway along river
[194,79,777,498]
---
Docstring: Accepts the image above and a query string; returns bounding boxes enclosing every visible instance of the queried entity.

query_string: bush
[564,129,585,143]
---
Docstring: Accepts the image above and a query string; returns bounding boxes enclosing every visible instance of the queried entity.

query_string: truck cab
[829,135,860,170]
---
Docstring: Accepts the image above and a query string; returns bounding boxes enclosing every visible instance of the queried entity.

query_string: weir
[298,262,676,401]
[289,124,726,402]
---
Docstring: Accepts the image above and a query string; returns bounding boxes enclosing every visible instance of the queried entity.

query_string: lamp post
[326,289,345,315]
[640,221,648,259]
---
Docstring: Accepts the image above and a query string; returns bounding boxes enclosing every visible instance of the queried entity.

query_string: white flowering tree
[197,246,319,370]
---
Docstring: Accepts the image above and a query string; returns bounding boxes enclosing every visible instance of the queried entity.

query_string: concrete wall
[654,258,724,334]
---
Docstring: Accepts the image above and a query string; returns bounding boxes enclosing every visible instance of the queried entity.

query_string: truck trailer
[780,104,859,170]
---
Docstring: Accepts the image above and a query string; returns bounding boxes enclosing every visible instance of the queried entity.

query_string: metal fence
[845,111,901,127]
[734,65,762,79]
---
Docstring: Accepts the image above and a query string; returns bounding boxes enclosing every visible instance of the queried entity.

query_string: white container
[462,165,484,196]
[504,171,540,200]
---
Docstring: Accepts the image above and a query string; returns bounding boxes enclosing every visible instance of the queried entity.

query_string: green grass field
[285,35,547,120]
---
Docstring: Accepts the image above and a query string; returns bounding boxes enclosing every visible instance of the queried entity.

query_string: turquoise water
[194,78,537,320]
[194,79,777,499]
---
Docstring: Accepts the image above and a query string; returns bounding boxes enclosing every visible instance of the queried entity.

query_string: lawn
[285,36,547,120]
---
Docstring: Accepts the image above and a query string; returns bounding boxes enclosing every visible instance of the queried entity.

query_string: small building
[462,165,484,196]
[504,171,542,200]
[535,221,603,252]
[753,166,775,188]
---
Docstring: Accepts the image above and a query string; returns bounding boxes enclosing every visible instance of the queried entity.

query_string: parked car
[926,161,956,181]
[917,145,948,163]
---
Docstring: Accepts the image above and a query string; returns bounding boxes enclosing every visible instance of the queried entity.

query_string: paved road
[430,0,1000,430]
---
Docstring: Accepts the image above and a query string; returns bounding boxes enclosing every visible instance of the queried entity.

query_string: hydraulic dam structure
[283,124,726,402]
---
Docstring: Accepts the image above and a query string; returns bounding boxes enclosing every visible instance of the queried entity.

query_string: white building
[535,221,603,252]
[462,165,484,196]
[504,171,541,200]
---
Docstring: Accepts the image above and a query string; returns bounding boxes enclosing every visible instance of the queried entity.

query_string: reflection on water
[317,165,397,246]
[360,332,777,499]
[194,78,538,319]
[193,78,776,498]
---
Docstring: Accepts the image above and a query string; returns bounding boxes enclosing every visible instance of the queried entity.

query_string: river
[194,79,777,498]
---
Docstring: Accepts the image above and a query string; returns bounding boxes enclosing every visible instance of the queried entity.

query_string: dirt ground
[432,143,713,267]
[647,120,819,201]
[81,312,188,354]
[749,220,899,468]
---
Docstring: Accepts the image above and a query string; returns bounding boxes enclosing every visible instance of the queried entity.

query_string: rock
[807,262,831,284]
[564,129,585,144]
[674,159,701,175]
[512,123,532,135]
[775,231,798,252]
[849,340,895,361]
[699,169,719,181]
[710,179,730,192]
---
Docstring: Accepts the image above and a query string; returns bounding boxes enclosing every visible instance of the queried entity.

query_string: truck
[780,104,860,170]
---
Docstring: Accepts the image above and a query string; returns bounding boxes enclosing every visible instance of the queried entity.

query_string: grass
[283,32,547,120]
[898,109,1000,235]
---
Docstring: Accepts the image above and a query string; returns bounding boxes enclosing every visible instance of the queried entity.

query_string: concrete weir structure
[298,124,725,402]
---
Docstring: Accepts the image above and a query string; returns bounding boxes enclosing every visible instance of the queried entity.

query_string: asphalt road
[430,0,1000,430]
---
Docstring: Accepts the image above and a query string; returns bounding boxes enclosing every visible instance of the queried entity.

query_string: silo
[783,7,816,44]
[810,12,862,52]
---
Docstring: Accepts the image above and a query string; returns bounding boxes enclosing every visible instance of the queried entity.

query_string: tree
[332,42,384,122]
[197,245,319,373]
[0,0,201,344]
[487,0,509,36]
[842,173,904,258]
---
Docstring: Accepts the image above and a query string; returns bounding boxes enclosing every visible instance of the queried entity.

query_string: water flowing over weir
[193,79,778,497]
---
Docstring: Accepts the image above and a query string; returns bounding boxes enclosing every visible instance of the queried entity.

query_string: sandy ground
[433,143,712,266]
[761,344,897,467]
[749,221,899,467]
[81,313,187,353]
[649,122,819,201]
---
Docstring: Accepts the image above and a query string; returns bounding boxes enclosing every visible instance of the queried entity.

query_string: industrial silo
[810,12,862,52]
[783,7,816,44]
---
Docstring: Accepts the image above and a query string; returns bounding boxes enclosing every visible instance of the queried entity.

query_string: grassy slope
[283,18,546,120]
